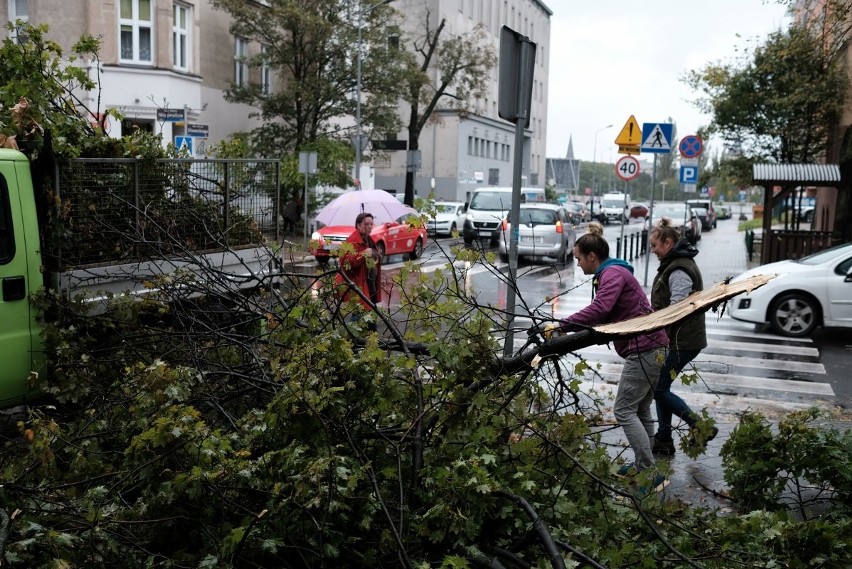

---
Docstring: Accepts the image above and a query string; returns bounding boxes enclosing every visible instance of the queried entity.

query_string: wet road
[294,218,852,419]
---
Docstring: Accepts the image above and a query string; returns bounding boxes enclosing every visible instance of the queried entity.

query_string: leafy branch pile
[1,246,850,567]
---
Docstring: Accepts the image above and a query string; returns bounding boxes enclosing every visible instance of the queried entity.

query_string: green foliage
[722,408,852,514]
[210,0,408,156]
[685,24,846,184]
[3,254,852,566]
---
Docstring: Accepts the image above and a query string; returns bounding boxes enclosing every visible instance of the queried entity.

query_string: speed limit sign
[615,155,640,181]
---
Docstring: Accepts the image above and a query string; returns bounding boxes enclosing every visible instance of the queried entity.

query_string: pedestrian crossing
[510,295,836,419]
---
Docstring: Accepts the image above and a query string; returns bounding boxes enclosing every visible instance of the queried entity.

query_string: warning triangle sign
[614,115,641,146]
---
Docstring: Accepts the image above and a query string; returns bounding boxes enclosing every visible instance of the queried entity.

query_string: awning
[752,163,841,186]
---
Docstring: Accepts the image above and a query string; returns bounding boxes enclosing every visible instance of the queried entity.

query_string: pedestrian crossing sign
[640,123,673,154]
[175,136,193,155]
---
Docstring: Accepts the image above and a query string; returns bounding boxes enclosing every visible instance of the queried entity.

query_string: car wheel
[376,241,386,262]
[769,293,820,337]
[316,255,330,266]
[408,238,423,260]
[450,222,457,234]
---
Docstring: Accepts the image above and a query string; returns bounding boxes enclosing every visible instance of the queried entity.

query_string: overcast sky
[546,1,791,163]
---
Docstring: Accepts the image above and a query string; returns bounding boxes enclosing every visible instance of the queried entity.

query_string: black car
[691,207,713,230]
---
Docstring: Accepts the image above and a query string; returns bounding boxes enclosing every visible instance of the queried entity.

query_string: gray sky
[546,1,790,163]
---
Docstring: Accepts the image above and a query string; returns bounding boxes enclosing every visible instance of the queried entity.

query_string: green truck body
[0,148,281,407]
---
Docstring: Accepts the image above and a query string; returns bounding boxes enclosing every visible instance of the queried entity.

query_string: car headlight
[310,231,323,243]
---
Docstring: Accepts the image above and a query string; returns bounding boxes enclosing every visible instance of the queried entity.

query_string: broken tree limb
[493,274,775,376]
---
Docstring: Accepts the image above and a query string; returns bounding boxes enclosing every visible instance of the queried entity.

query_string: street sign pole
[498,26,536,357]
[643,154,658,287]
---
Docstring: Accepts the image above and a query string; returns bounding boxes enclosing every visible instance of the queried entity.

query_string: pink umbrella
[315,189,418,226]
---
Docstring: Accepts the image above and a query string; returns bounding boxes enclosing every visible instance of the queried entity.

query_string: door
[825,254,852,326]
[0,165,35,406]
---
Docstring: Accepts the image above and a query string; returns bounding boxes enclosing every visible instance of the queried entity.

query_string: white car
[729,242,852,337]
[425,201,466,236]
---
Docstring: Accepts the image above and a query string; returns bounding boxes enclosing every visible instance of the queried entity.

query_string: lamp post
[354,0,395,189]
[591,124,612,219]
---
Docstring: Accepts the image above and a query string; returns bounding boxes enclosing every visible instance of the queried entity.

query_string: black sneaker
[652,436,676,456]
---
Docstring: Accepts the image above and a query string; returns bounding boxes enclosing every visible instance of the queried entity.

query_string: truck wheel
[499,252,509,263]
[408,238,423,260]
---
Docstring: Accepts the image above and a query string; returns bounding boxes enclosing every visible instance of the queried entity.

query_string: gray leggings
[614,349,664,471]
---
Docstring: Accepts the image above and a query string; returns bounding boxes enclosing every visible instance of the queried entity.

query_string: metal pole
[591,124,612,219]
[642,154,657,287]
[354,0,395,189]
[503,39,534,357]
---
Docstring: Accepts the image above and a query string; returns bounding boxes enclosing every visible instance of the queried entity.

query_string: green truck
[0,148,281,408]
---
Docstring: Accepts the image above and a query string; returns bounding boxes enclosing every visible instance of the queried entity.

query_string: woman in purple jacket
[552,223,669,487]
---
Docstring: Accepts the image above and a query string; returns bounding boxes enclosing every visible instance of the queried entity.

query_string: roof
[752,163,841,185]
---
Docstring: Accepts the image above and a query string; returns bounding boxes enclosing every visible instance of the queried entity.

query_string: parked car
[686,199,717,229]
[498,204,576,264]
[628,202,649,219]
[311,215,427,265]
[565,201,591,223]
[425,201,466,236]
[691,207,713,231]
[716,205,732,220]
[729,242,852,337]
[799,206,815,223]
[649,203,702,244]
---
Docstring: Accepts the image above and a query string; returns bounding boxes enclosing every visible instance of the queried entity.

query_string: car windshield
[692,208,707,215]
[655,206,689,219]
[469,191,511,211]
[796,242,852,265]
[518,208,558,226]
[436,204,457,214]
[602,199,623,208]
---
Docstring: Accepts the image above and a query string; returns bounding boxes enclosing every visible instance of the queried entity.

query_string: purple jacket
[560,259,668,358]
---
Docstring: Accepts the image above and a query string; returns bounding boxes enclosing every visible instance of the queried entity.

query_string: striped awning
[752,163,841,185]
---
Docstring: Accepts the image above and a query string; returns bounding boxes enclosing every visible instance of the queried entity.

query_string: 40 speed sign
[615,155,640,181]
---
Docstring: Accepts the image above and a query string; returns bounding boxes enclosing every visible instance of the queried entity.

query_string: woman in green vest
[649,218,717,456]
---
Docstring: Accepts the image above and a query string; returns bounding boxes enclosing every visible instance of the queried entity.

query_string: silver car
[498,204,577,264]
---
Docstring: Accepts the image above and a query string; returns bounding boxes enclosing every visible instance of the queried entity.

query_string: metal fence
[48,158,281,269]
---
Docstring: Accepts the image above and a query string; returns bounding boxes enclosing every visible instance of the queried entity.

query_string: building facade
[4,0,552,205]
[371,0,552,203]
[2,0,267,156]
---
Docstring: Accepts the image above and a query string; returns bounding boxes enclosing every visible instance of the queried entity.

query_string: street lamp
[354,0,395,189]
[591,124,612,219]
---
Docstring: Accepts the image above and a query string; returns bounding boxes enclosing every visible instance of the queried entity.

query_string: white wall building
[4,0,552,203]
[372,0,552,202]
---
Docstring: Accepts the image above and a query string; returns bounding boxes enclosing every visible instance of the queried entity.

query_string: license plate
[520,236,541,243]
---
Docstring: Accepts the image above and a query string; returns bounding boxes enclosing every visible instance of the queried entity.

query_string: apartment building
[372,0,552,202]
[2,0,265,156]
[4,0,552,203]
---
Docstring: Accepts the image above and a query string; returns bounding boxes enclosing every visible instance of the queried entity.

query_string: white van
[462,186,546,245]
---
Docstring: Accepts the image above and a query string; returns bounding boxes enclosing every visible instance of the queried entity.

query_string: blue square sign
[679,165,698,184]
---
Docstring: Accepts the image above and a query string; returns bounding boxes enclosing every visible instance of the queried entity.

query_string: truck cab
[0,149,45,407]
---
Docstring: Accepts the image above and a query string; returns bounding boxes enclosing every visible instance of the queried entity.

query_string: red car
[629,202,649,219]
[311,216,428,265]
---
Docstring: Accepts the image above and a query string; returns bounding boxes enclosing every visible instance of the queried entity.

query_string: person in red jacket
[335,212,381,329]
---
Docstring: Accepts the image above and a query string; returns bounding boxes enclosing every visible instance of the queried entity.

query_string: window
[260,44,271,95]
[234,37,248,86]
[120,0,153,63]
[0,175,16,264]
[173,3,190,71]
[488,168,499,185]
[8,0,28,40]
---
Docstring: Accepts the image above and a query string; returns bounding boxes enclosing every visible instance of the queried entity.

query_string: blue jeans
[654,348,702,441]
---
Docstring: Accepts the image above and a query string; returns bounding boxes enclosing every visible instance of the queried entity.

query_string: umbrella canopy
[315,189,418,226]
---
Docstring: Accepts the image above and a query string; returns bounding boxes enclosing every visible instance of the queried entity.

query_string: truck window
[0,175,15,264]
